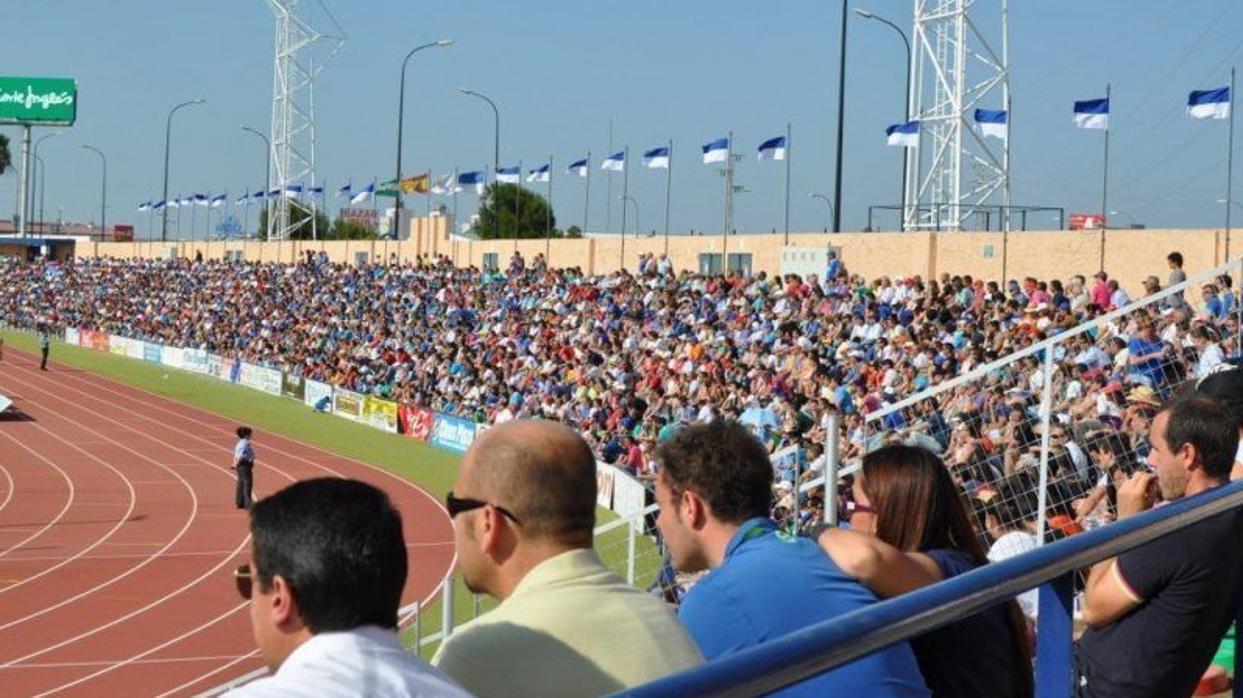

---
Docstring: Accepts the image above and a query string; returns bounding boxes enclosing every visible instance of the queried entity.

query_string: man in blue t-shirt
[653,419,929,697]
[1126,320,1166,388]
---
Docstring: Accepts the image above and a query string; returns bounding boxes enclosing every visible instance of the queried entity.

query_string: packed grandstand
[3,251,1239,550]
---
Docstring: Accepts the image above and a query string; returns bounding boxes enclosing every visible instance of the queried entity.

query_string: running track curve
[0,348,455,696]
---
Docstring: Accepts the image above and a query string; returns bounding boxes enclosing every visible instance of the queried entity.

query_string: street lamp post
[33,154,45,236]
[241,126,271,238]
[855,8,912,228]
[832,0,849,233]
[809,192,835,229]
[395,39,453,234]
[620,195,639,236]
[30,132,57,236]
[1107,210,1137,228]
[458,88,500,173]
[162,99,205,241]
[82,145,107,239]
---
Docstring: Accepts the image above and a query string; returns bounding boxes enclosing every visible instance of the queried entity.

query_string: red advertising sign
[340,207,378,231]
[1069,214,1106,230]
[398,406,434,441]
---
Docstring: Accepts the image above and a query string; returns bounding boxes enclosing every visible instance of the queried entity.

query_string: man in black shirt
[1075,396,1243,697]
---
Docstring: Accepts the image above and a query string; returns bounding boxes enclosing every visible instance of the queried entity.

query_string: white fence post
[825,411,841,526]
[1035,347,1054,545]
[626,518,637,584]
[441,574,455,640]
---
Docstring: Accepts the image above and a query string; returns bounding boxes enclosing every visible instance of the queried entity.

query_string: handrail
[614,478,1243,697]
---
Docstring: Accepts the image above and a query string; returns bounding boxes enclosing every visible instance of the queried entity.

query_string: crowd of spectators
[1,250,1239,538]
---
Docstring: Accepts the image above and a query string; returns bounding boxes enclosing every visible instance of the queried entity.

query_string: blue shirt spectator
[678,518,929,697]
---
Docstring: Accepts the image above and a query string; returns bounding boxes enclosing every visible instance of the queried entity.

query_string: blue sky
[4,0,1243,237]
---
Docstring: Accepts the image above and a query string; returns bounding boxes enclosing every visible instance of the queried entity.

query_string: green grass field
[0,329,659,659]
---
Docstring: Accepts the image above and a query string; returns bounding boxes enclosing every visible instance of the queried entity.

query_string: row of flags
[136,132,794,211]
[884,85,1233,148]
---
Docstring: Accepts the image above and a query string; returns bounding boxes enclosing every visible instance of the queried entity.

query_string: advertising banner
[239,362,282,395]
[304,379,333,411]
[611,473,648,519]
[143,342,162,363]
[109,334,127,356]
[332,388,364,421]
[64,328,78,346]
[90,331,109,352]
[182,349,208,374]
[126,337,143,359]
[596,463,616,509]
[0,76,77,125]
[206,354,226,380]
[161,346,183,370]
[399,406,434,441]
[363,396,399,433]
[281,372,305,400]
[430,413,476,453]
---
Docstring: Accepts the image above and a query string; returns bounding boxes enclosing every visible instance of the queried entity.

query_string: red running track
[0,348,455,696]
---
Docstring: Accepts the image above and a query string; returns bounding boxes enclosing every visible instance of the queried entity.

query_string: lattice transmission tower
[903,0,1011,231]
[265,0,345,240]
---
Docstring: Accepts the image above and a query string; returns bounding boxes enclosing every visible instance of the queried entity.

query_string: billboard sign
[1069,214,1106,231]
[340,207,378,230]
[0,77,77,125]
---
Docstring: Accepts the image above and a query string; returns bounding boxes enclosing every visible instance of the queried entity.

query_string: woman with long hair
[820,444,1033,698]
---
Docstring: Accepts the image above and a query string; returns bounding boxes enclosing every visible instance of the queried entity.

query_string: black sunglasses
[446,492,521,524]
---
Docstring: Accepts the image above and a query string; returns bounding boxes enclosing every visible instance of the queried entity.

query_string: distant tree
[565,224,583,239]
[474,183,558,239]
[329,218,377,240]
[258,200,330,240]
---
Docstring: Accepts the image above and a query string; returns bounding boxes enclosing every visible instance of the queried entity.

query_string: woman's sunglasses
[841,500,876,518]
[446,492,521,524]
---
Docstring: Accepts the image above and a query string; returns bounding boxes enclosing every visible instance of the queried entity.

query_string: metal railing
[615,478,1243,698]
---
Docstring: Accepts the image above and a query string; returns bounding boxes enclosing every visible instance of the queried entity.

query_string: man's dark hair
[250,478,407,633]
[1167,251,1183,267]
[1160,396,1239,481]
[655,419,774,524]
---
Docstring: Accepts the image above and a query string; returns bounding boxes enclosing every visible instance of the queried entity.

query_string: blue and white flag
[210,193,227,208]
[431,174,454,195]
[497,166,521,184]
[152,200,166,211]
[167,199,180,209]
[1073,98,1109,130]
[601,150,626,172]
[885,120,920,147]
[974,109,1008,141]
[309,185,323,197]
[702,137,729,164]
[643,146,670,169]
[350,181,375,204]
[337,182,352,198]
[527,163,551,183]
[283,184,304,198]
[757,136,787,161]
[268,189,281,199]
[458,171,486,194]
[236,190,250,206]
[567,157,589,177]
[137,201,151,212]
[194,194,210,207]
[252,190,267,201]
[1187,87,1231,120]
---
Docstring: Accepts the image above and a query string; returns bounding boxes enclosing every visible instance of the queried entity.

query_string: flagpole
[1226,66,1236,260]
[546,156,553,261]
[665,138,673,254]
[514,159,523,253]
[1101,82,1111,223]
[722,131,734,274]
[784,123,792,244]
[607,118,614,232]
[584,151,592,234]
[452,168,459,235]
[620,147,629,271]
[373,175,379,236]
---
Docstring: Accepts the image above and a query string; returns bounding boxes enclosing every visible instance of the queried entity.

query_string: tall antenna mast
[265,0,345,240]
[905,0,1010,231]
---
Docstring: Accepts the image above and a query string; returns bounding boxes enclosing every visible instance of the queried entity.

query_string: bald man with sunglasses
[226,478,468,698]
[432,419,702,698]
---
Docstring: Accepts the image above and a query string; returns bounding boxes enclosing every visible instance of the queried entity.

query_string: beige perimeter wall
[84,220,1239,294]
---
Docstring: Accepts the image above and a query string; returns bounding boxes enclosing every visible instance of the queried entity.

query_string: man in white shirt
[225,478,468,698]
